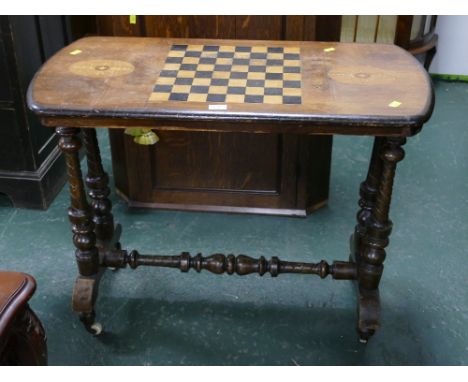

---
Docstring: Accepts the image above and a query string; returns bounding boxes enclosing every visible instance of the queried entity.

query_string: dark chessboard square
[207,94,226,102]
[211,78,229,86]
[283,80,301,88]
[230,72,248,79]
[227,86,246,95]
[283,96,301,104]
[180,63,198,71]
[246,79,265,87]
[172,44,188,51]
[160,70,178,77]
[233,58,249,65]
[245,95,264,103]
[266,73,283,80]
[203,45,220,52]
[195,71,213,78]
[264,87,283,96]
[185,51,202,57]
[169,93,189,101]
[166,57,183,64]
[267,47,283,53]
[200,57,217,64]
[153,84,172,93]
[284,66,301,73]
[284,53,300,60]
[191,85,210,94]
[235,46,251,52]
[251,52,267,59]
[218,52,235,58]
[266,59,283,66]
[175,77,193,85]
[214,64,232,72]
[249,65,266,72]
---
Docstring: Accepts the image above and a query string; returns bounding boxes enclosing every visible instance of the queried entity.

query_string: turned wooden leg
[57,127,102,335]
[82,129,114,243]
[351,137,406,342]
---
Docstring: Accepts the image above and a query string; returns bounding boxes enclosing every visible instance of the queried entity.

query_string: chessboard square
[153,84,173,93]
[249,65,267,73]
[246,79,265,87]
[191,85,210,94]
[283,80,301,88]
[245,87,264,96]
[234,52,250,59]
[265,80,283,88]
[284,59,301,67]
[199,57,217,64]
[166,57,183,64]
[214,64,232,72]
[195,71,213,78]
[175,77,194,85]
[201,51,218,58]
[156,76,176,85]
[251,46,268,53]
[264,95,283,104]
[266,59,283,66]
[149,92,170,102]
[283,87,301,97]
[251,52,267,59]
[182,57,200,64]
[167,50,185,58]
[178,70,196,78]
[284,53,300,60]
[203,45,220,52]
[267,53,284,60]
[172,44,188,51]
[213,71,231,79]
[283,73,301,81]
[185,51,202,58]
[192,78,211,86]
[218,51,235,58]
[198,64,215,71]
[187,45,204,51]
[207,94,226,102]
[216,57,233,65]
[250,59,267,66]
[160,70,178,78]
[230,71,248,79]
[169,93,189,101]
[187,93,208,102]
[233,58,250,65]
[211,78,229,86]
[225,94,245,103]
[163,63,181,71]
[209,85,228,94]
[235,46,252,52]
[228,78,247,87]
[267,47,284,53]
[264,87,283,96]
[227,86,246,95]
[283,96,301,104]
[284,47,300,54]
[180,63,198,71]
[231,65,249,72]
[247,72,266,80]
[172,84,192,93]
[266,73,283,80]
[244,95,264,103]
[219,45,236,53]
[266,66,283,73]
[284,66,301,73]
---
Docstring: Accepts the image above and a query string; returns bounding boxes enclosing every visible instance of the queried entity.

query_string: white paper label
[208,104,227,110]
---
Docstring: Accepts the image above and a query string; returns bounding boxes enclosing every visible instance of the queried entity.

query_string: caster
[90,322,103,336]
[358,329,374,344]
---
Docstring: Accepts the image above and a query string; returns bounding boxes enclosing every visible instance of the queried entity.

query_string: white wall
[429,16,468,75]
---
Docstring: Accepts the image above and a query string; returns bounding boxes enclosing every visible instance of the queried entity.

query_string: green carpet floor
[0,79,467,365]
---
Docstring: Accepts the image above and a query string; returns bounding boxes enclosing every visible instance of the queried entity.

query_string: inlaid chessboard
[149,44,302,105]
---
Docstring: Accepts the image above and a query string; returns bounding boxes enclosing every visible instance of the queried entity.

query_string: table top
[28,36,434,134]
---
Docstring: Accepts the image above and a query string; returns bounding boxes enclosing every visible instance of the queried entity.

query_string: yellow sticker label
[388,100,402,108]
[69,49,82,55]
[129,15,137,24]
[323,47,336,52]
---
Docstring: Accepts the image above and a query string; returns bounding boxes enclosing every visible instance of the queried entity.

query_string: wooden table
[27,36,434,342]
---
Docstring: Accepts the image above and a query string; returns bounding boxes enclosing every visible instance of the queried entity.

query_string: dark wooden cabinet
[0,16,72,209]
[98,16,340,216]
